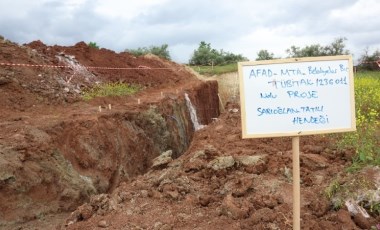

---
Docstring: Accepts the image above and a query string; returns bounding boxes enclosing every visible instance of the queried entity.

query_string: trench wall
[0,80,219,225]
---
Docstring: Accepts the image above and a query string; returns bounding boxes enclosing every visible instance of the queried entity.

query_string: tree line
[124,41,248,65]
[257,37,349,60]
[102,37,380,71]
[256,37,380,70]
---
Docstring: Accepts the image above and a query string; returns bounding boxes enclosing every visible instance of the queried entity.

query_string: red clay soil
[59,103,380,230]
[1,38,380,230]
[0,39,197,113]
[0,38,210,228]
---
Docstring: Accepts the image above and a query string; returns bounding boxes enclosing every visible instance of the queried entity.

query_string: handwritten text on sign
[238,56,356,138]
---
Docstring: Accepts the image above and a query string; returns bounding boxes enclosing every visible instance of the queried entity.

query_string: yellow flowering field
[338,71,380,169]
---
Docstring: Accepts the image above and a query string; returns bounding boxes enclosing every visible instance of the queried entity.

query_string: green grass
[82,82,141,100]
[336,71,380,171]
[189,63,238,76]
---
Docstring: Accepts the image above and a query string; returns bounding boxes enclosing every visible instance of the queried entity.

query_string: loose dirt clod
[97,220,108,228]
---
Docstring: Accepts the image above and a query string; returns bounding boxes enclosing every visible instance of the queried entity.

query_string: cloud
[93,0,171,20]
[0,0,379,63]
[330,0,380,30]
[0,0,103,45]
[329,0,380,43]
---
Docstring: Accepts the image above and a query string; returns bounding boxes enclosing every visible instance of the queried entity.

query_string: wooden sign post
[238,55,356,229]
[292,136,300,229]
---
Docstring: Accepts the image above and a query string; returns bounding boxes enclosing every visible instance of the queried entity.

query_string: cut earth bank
[1,38,380,229]
[0,39,219,228]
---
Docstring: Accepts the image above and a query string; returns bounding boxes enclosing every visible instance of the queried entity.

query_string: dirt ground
[1,38,380,229]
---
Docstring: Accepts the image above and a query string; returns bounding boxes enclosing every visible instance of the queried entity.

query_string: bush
[88,42,99,49]
[126,44,171,60]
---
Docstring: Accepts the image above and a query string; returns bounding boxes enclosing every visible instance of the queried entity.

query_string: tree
[323,37,350,56]
[223,51,248,63]
[189,41,216,65]
[189,41,247,65]
[286,44,325,57]
[256,49,274,60]
[286,37,350,58]
[286,45,302,58]
[357,48,380,71]
[126,44,171,60]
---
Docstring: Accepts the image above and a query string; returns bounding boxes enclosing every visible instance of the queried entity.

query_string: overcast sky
[1,0,379,63]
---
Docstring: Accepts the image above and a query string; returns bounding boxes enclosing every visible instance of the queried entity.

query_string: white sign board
[238,55,356,138]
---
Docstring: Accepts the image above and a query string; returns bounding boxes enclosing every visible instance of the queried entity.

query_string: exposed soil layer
[0,39,219,227]
[1,38,380,230]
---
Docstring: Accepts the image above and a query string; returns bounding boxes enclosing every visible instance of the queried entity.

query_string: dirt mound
[0,39,196,114]
[24,40,192,88]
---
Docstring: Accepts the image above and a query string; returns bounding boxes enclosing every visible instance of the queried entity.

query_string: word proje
[286,90,318,99]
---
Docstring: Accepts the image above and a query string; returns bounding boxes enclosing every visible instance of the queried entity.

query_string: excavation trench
[0,80,219,225]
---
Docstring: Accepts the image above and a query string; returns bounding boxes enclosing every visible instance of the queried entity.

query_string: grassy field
[209,72,240,112]
[188,63,238,76]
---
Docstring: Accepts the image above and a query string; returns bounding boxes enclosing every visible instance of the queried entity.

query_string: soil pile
[0,39,197,113]
[63,103,380,230]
